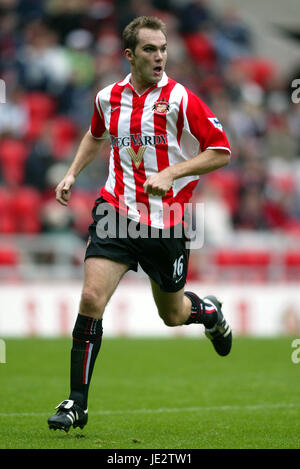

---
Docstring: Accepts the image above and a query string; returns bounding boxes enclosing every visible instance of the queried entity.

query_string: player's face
[126,28,167,90]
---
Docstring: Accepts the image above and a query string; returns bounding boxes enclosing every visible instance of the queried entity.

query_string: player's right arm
[55,130,106,206]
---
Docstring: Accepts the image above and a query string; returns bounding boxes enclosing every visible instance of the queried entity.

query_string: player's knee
[80,287,106,316]
[160,311,182,327]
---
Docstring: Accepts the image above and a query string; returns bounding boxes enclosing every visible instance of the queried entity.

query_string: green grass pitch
[0,336,299,449]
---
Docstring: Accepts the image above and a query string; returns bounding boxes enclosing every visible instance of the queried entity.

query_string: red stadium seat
[0,187,17,233]
[184,32,217,72]
[232,57,277,88]
[0,245,19,265]
[215,249,271,282]
[0,139,29,185]
[216,249,271,266]
[19,216,41,234]
[284,251,300,281]
[0,215,17,233]
[284,251,300,266]
[205,171,240,213]
[50,117,78,159]
[69,190,95,235]
[21,92,57,140]
[0,186,11,212]
[11,187,42,233]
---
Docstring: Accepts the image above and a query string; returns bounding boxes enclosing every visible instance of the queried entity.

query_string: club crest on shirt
[152,98,170,115]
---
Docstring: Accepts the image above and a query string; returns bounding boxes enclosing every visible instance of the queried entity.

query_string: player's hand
[55,174,76,206]
[143,169,173,196]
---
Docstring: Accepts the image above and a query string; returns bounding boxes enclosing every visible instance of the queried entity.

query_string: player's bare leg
[79,256,130,318]
[150,279,232,356]
[48,257,129,432]
[149,281,191,326]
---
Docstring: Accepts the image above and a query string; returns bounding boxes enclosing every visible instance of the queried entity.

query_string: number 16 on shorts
[173,255,184,282]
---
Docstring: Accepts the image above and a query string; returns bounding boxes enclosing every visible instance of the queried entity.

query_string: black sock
[69,314,103,410]
[184,291,217,329]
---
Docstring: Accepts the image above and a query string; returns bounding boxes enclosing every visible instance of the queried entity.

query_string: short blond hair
[122,16,167,52]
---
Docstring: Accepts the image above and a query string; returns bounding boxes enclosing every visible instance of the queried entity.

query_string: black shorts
[85,197,190,292]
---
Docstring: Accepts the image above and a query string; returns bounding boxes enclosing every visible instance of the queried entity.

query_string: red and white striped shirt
[90,72,231,229]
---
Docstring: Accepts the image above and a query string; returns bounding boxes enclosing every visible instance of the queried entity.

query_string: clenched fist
[143,168,173,197]
[55,174,76,206]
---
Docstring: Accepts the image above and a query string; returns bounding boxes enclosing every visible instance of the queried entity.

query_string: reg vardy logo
[110,134,168,168]
[110,133,168,149]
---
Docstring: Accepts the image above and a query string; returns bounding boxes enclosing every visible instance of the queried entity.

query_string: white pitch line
[0,402,299,418]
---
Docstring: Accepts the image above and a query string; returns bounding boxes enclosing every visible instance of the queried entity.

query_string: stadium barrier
[1,281,299,337]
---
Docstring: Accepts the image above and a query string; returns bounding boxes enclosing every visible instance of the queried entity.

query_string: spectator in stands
[16,20,72,98]
[0,86,28,137]
[176,0,216,34]
[233,185,269,231]
[214,6,252,65]
[24,126,55,191]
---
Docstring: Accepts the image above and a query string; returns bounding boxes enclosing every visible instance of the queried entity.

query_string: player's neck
[129,74,155,96]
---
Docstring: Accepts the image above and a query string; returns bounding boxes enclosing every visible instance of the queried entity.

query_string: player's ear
[124,48,135,65]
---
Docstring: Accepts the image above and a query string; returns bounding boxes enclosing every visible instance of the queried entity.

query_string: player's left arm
[143,148,230,196]
[144,89,231,197]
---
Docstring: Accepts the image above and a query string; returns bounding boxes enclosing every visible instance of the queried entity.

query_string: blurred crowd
[0,0,300,245]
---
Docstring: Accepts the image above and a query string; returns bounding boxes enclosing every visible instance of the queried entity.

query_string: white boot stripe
[204,299,217,309]
[66,413,74,424]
